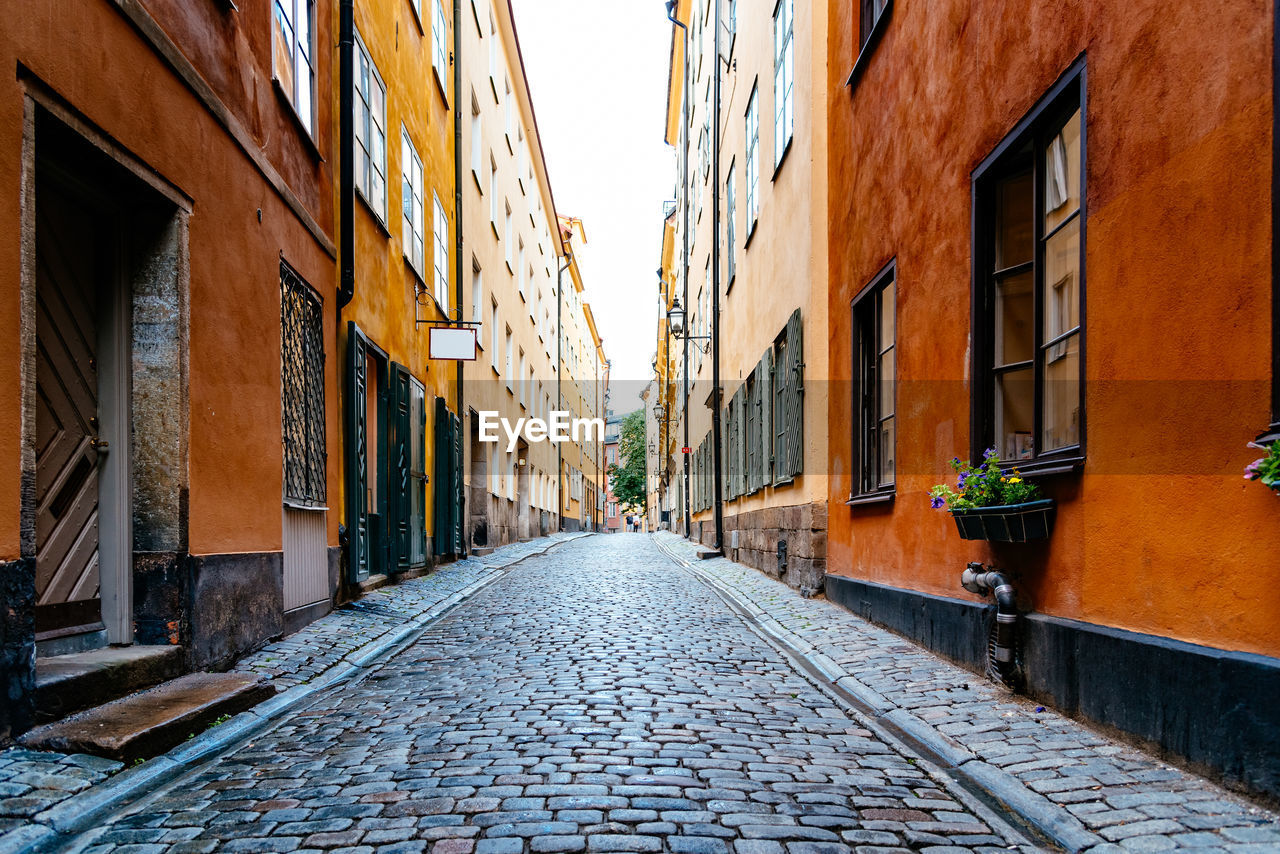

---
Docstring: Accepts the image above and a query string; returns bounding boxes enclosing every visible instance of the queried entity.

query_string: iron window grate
[281,260,327,505]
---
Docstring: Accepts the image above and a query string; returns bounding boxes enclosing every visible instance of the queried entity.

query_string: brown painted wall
[0,0,338,561]
[826,0,1277,656]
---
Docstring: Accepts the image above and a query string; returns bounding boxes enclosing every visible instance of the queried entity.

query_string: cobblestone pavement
[0,533,585,839]
[62,533,1036,854]
[653,532,1280,853]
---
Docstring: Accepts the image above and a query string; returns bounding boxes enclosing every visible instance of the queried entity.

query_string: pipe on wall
[962,562,1019,684]
[337,0,354,308]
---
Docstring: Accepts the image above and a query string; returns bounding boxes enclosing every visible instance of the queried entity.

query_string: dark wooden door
[35,184,103,634]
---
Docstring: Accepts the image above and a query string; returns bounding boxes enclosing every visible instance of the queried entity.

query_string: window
[973,67,1084,469]
[518,349,526,407]
[851,262,896,500]
[504,327,513,390]
[354,33,387,220]
[433,192,449,310]
[273,0,315,134]
[517,242,526,300]
[726,162,736,288]
[504,204,513,269]
[504,78,514,144]
[470,96,483,181]
[489,13,499,95]
[745,85,759,233]
[773,0,794,168]
[431,0,448,88]
[471,262,483,328]
[281,261,326,505]
[489,157,499,228]
[860,0,890,53]
[401,130,425,274]
[490,300,500,372]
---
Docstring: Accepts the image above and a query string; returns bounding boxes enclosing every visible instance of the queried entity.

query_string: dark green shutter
[450,408,463,554]
[390,363,411,572]
[774,308,804,482]
[433,397,449,556]
[760,345,774,489]
[345,322,369,583]
[417,388,427,561]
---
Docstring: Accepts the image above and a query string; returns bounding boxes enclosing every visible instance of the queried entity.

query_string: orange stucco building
[0,0,338,736]
[826,0,1279,796]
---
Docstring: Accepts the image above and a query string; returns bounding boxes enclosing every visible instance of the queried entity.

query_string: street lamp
[667,297,686,339]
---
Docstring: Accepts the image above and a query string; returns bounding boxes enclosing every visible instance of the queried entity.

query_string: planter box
[950,499,1055,542]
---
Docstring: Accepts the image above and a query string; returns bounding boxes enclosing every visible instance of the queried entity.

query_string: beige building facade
[459,0,604,549]
[658,0,830,590]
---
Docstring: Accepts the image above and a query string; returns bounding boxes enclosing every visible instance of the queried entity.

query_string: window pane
[880,279,895,344]
[1041,332,1080,451]
[273,4,296,95]
[995,169,1033,269]
[878,416,895,487]
[994,269,1033,366]
[996,367,1034,461]
[1045,109,1082,232]
[878,344,894,419]
[1043,216,1080,341]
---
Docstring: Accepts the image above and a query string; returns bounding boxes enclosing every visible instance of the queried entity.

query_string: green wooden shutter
[433,396,449,556]
[450,408,463,554]
[415,382,427,563]
[761,346,774,489]
[746,369,759,495]
[345,322,370,582]
[775,308,804,482]
[390,363,411,572]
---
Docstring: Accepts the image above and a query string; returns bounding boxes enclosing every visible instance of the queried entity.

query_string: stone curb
[1,533,591,854]
[652,532,1103,854]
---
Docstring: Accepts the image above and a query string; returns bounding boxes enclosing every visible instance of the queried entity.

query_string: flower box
[950,499,1055,542]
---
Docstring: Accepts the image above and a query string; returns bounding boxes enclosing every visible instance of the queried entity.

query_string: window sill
[272,78,323,162]
[998,454,1085,479]
[845,0,894,93]
[771,138,793,182]
[743,220,758,251]
[1256,423,1280,445]
[472,169,483,192]
[846,491,894,507]
[357,190,391,238]
[432,66,450,110]
[407,0,425,35]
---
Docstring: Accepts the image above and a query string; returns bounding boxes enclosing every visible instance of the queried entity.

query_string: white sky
[511,0,674,416]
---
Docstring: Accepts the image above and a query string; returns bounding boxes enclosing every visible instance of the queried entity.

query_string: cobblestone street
[45,534,1279,854]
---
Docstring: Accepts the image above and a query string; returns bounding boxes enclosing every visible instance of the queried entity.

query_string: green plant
[929,448,1043,511]
[1245,440,1280,494]
[607,409,648,511]
[206,714,232,730]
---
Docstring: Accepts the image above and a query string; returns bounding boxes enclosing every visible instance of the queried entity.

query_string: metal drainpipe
[338,0,355,309]
[667,4,691,539]
[708,0,724,553]
[962,563,1020,683]
[452,0,465,555]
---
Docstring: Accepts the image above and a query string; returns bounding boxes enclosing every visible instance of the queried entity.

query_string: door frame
[20,88,191,646]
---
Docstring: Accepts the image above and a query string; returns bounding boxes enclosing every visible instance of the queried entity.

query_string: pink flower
[1244,459,1263,480]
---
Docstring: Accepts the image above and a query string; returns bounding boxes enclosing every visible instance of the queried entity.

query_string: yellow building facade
[334,0,460,591]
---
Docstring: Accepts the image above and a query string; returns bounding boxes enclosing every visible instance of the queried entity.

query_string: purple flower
[957,472,969,489]
[930,495,946,509]
[1245,459,1263,480]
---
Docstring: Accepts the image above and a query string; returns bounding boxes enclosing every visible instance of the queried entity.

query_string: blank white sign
[429,326,478,361]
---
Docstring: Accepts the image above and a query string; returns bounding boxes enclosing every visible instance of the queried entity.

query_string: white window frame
[402,129,425,275]
[273,0,315,134]
[432,0,448,89]
[746,85,760,233]
[354,31,387,221]
[773,0,794,168]
[433,192,449,311]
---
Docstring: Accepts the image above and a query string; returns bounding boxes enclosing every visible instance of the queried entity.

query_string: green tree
[608,409,647,511]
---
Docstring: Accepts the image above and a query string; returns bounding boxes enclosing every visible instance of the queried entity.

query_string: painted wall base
[0,558,35,740]
[825,573,1280,801]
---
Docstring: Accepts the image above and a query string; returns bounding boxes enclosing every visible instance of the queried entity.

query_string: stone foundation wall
[690,501,828,593]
